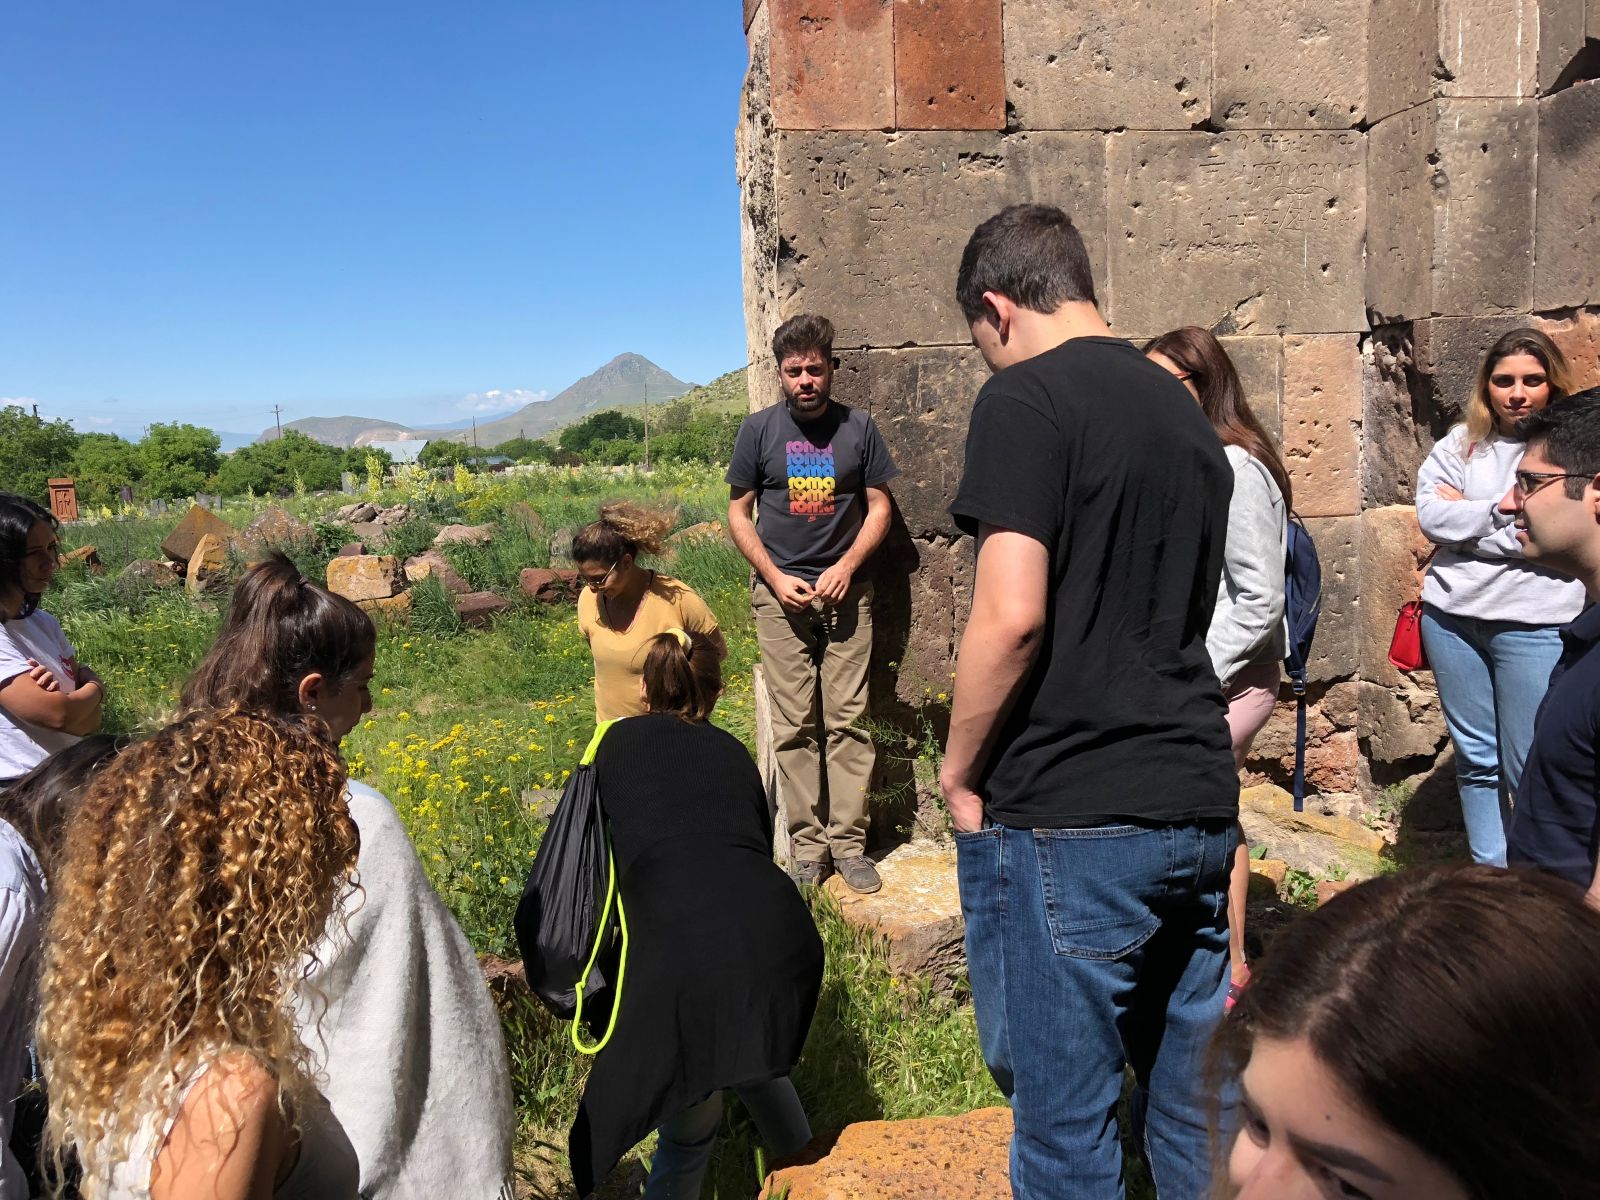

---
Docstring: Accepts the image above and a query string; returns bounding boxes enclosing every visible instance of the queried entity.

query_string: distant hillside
[431,353,692,447]
[257,415,422,448]
[666,368,748,417]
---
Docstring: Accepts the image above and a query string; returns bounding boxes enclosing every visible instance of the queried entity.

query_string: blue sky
[0,2,750,441]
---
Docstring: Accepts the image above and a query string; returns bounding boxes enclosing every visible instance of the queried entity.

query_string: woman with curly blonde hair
[573,501,725,721]
[38,706,360,1199]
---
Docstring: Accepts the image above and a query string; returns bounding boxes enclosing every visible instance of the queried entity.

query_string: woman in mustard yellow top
[574,502,725,721]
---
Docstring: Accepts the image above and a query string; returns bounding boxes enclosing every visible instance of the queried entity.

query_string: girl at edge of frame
[0,735,123,1199]
[567,627,821,1200]
[0,493,106,790]
[38,707,362,1199]
[1216,864,1600,1199]
[180,551,516,1200]
[1413,328,1583,867]
[1146,328,1290,1008]
[574,502,726,724]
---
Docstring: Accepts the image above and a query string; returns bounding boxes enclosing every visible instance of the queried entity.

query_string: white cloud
[0,397,39,410]
[457,388,546,415]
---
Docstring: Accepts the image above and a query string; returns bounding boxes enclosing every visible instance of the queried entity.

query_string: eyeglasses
[1513,470,1594,499]
[581,561,620,591]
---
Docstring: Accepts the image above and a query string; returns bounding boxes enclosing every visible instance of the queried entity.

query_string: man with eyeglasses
[727,313,899,893]
[1497,387,1600,904]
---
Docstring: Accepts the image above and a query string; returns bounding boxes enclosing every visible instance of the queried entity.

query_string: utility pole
[272,404,284,437]
[643,380,650,472]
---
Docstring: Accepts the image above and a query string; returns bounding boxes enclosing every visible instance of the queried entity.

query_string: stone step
[822,842,965,991]
[1238,783,1387,880]
[762,1107,1011,1199]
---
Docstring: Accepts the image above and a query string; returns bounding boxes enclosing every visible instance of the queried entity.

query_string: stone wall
[737,0,1600,837]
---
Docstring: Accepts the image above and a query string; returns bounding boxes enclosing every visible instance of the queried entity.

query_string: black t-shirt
[726,401,899,584]
[950,336,1239,828]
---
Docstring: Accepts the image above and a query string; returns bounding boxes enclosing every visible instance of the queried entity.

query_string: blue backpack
[1281,515,1323,812]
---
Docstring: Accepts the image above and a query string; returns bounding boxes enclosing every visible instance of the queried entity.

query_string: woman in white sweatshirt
[1415,329,1584,866]
[1148,328,1290,1006]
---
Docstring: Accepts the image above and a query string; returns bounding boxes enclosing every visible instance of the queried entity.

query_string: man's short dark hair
[1518,386,1600,498]
[955,204,1098,323]
[772,314,835,364]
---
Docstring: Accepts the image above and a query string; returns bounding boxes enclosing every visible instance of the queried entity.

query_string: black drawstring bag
[515,721,620,1020]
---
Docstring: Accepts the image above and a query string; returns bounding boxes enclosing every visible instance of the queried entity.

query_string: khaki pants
[752,577,875,862]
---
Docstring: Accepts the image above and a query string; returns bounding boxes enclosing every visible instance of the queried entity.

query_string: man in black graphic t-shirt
[727,314,899,893]
[942,205,1237,1199]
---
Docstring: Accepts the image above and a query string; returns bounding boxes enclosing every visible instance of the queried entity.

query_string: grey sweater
[1415,426,1586,623]
[1208,445,1288,689]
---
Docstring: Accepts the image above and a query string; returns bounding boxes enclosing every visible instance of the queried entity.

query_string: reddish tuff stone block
[770,0,895,130]
[893,0,1003,130]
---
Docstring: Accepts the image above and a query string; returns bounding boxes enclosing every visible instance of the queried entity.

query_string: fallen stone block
[240,505,315,549]
[406,550,471,595]
[326,554,404,603]
[666,520,729,549]
[518,567,577,603]
[115,558,180,594]
[355,591,412,623]
[1239,784,1387,880]
[455,591,512,628]
[335,541,367,558]
[335,501,378,523]
[160,504,235,565]
[61,545,104,574]
[433,523,496,548]
[822,842,966,990]
[762,1107,1012,1200]
[1316,879,1359,907]
[1248,858,1289,901]
[374,503,412,526]
[185,533,231,595]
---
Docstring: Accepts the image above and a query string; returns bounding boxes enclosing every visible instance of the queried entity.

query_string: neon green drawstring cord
[571,718,625,1055]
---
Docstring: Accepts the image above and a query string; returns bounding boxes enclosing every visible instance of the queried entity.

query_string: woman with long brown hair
[182,553,514,1200]
[39,707,361,1198]
[1414,329,1584,866]
[569,629,821,1199]
[1219,865,1600,1198]
[573,501,724,721]
[1147,327,1290,1005]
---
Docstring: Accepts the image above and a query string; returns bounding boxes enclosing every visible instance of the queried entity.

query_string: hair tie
[666,627,692,655]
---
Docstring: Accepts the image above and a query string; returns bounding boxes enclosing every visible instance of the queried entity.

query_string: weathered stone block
[1302,516,1359,682]
[894,0,1004,130]
[1535,79,1600,310]
[763,1107,1013,1200]
[1316,878,1359,906]
[1106,131,1366,336]
[433,523,495,548]
[1304,729,1362,793]
[184,533,230,595]
[1283,334,1362,517]
[740,2,780,372]
[1538,0,1590,92]
[355,591,412,623]
[1534,308,1600,391]
[1213,0,1366,129]
[745,0,763,31]
[1367,99,1536,321]
[770,0,894,131]
[160,504,235,565]
[822,842,965,988]
[1369,0,1537,120]
[1239,783,1387,878]
[518,567,577,603]
[455,591,513,628]
[1360,680,1449,762]
[115,558,179,595]
[1359,505,1433,687]
[1411,315,1529,417]
[1363,327,1433,509]
[835,346,987,538]
[1220,335,1283,442]
[1004,0,1210,130]
[326,554,403,603]
[775,130,1107,346]
[1249,857,1289,901]
[406,551,471,596]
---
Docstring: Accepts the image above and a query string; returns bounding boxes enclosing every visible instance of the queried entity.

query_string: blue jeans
[644,1076,811,1200]
[1420,607,1564,867]
[957,820,1233,1200]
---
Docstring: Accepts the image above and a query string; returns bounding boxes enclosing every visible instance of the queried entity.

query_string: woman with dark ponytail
[0,493,105,787]
[183,552,515,1200]
[569,629,822,1199]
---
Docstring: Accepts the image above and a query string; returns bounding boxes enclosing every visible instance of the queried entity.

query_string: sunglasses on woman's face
[580,561,620,590]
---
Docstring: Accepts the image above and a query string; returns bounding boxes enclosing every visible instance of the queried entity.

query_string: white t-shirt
[0,611,81,780]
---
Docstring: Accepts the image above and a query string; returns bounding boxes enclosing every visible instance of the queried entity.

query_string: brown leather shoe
[834,855,882,894]
[791,858,832,887]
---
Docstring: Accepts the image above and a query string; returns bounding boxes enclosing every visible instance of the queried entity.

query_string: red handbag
[1388,547,1439,672]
